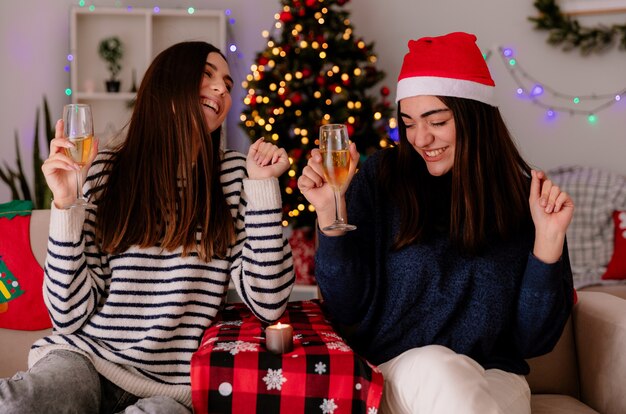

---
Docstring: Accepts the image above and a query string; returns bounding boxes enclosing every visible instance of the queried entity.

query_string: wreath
[529,0,626,54]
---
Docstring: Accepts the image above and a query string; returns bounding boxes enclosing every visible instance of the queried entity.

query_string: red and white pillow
[602,211,626,280]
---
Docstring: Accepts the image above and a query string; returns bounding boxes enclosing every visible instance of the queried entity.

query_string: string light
[530,84,544,97]
[497,46,626,124]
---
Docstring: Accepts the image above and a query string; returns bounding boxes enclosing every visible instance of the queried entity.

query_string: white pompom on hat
[396,32,496,106]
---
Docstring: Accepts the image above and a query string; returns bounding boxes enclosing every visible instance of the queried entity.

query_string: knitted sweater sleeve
[44,152,113,333]
[225,151,294,323]
[314,153,379,326]
[514,244,574,358]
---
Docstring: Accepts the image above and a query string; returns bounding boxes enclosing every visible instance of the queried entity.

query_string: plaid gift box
[191,300,383,414]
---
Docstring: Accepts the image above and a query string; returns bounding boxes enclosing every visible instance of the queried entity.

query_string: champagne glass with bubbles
[319,124,356,232]
[63,104,95,208]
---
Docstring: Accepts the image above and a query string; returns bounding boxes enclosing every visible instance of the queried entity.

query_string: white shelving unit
[69,7,226,142]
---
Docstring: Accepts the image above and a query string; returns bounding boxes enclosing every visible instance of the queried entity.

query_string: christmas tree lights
[239,0,394,229]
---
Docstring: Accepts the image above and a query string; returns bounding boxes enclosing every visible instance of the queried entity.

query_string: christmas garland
[529,0,626,54]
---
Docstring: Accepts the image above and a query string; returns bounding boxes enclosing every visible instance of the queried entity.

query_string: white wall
[2,0,625,203]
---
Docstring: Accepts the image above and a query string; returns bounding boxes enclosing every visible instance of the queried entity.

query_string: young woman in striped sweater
[0,42,294,413]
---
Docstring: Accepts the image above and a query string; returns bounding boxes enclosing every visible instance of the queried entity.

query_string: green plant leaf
[1,95,54,208]
[14,131,32,201]
[33,97,52,209]
[33,104,43,209]
[0,162,19,200]
[42,96,54,209]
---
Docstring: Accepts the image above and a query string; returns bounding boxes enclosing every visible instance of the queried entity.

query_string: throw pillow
[548,165,626,288]
[602,210,626,280]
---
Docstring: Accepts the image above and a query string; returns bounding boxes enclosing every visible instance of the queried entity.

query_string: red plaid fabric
[191,300,383,414]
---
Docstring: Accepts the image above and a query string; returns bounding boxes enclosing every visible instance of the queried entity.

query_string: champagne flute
[63,104,95,208]
[319,124,356,232]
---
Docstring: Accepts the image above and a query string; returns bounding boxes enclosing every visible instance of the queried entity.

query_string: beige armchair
[526,289,626,414]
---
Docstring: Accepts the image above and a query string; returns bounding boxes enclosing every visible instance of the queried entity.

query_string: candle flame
[277,322,282,328]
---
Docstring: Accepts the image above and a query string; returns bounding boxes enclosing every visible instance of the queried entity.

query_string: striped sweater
[29,149,294,407]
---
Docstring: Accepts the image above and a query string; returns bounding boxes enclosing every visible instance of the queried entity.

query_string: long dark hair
[379,96,532,254]
[95,41,234,261]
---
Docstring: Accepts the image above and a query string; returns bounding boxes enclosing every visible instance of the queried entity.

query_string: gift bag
[0,200,51,330]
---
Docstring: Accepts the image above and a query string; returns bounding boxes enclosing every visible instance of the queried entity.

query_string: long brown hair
[379,96,532,254]
[95,41,234,261]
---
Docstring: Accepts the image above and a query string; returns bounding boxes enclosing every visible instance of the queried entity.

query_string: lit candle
[265,322,294,354]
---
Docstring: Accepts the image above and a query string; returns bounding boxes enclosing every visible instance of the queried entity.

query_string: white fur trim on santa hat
[396,76,497,107]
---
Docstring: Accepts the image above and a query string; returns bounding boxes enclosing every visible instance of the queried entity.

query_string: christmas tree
[239,0,395,229]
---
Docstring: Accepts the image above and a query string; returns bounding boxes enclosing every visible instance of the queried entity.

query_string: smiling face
[400,95,456,176]
[200,52,233,132]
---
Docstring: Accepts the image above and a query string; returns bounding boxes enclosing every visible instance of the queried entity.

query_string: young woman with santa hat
[298,32,574,413]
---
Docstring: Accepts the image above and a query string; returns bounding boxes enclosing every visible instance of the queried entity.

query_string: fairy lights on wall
[65,3,624,126]
[496,47,626,124]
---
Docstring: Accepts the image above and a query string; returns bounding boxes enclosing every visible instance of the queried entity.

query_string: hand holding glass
[63,104,95,208]
[319,124,356,232]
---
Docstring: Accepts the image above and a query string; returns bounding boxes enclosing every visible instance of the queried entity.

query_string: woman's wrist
[52,196,75,210]
[316,211,349,237]
[533,232,566,264]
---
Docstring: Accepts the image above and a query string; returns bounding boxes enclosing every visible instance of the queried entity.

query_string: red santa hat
[396,32,496,106]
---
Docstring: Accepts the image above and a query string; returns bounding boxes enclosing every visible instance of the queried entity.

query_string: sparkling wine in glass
[319,124,356,232]
[63,104,95,208]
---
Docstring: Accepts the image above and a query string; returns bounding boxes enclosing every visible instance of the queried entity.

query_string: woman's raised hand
[297,141,359,226]
[246,138,290,180]
[41,119,98,209]
[529,169,575,263]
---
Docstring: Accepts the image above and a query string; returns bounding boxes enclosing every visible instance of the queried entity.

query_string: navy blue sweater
[315,150,574,374]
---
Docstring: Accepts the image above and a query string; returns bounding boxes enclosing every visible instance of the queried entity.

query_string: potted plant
[0,96,54,209]
[98,36,124,92]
